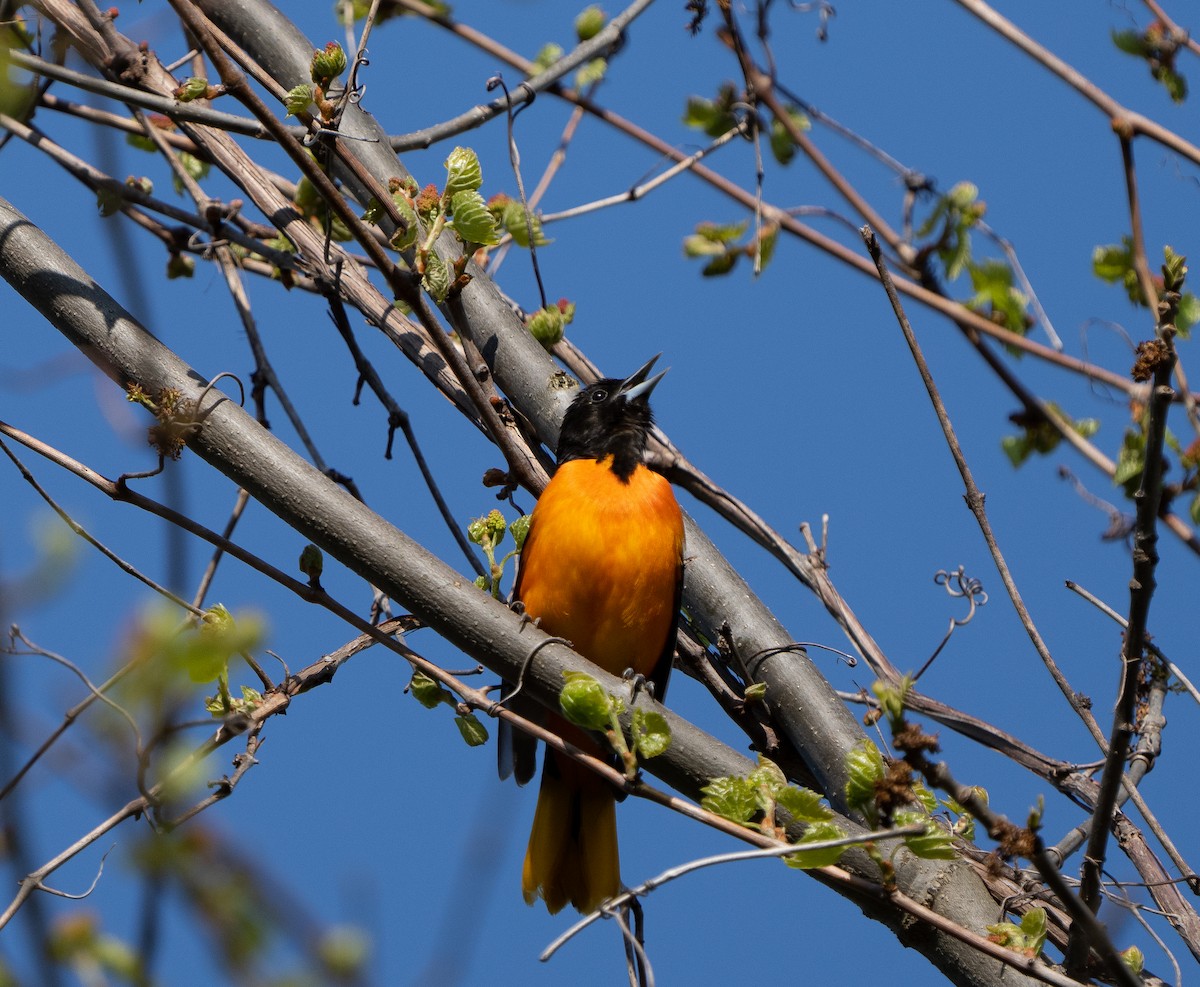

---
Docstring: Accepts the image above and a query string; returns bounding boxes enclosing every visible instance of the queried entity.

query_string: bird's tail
[522,743,619,914]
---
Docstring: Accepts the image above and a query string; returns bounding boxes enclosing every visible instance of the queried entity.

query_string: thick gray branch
[191,0,867,808]
[2,160,1037,987]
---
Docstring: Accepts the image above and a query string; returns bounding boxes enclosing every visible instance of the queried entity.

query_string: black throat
[555,378,655,483]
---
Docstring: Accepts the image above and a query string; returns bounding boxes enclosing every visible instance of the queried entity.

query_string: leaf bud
[310,42,347,86]
[559,671,613,731]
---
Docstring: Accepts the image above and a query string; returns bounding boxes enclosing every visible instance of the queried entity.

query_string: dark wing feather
[497,513,541,786]
[649,557,684,704]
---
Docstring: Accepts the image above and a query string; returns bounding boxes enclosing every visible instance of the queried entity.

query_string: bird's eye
[590,389,608,402]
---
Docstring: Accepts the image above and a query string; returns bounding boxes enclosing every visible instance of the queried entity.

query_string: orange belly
[517,458,684,679]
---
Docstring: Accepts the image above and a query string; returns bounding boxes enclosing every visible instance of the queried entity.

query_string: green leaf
[1175,292,1199,337]
[97,187,123,218]
[208,684,264,718]
[509,513,532,550]
[967,259,1030,336]
[126,132,158,153]
[310,42,347,86]
[166,253,194,279]
[283,84,314,115]
[1001,433,1032,468]
[1157,65,1187,103]
[631,708,671,759]
[526,304,566,349]
[911,779,938,815]
[410,670,453,709]
[575,5,606,42]
[299,543,324,581]
[702,253,739,277]
[682,234,726,258]
[750,754,788,791]
[783,821,848,869]
[1092,240,1133,283]
[845,740,885,822]
[700,776,758,824]
[450,190,500,245]
[443,146,483,197]
[1191,493,1200,526]
[454,713,490,747]
[318,926,370,978]
[1020,907,1047,955]
[1111,28,1151,57]
[754,224,778,273]
[531,43,563,73]
[388,195,420,251]
[985,906,1047,956]
[1162,244,1188,291]
[1119,945,1144,974]
[174,605,264,685]
[775,785,834,824]
[894,810,957,860]
[1092,237,1148,306]
[870,677,911,726]
[768,106,809,165]
[695,220,748,244]
[744,681,767,702]
[682,92,738,138]
[175,77,210,103]
[1114,428,1146,493]
[559,671,612,730]
[421,251,451,303]
[575,57,607,88]
[947,181,979,211]
[177,151,209,183]
[500,202,550,247]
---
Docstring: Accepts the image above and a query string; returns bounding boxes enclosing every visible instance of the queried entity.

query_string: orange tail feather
[522,747,619,914]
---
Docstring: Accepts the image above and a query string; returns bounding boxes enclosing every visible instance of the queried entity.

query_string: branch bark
[0,187,1045,987]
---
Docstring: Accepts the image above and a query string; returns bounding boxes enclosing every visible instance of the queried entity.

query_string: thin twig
[953,0,1200,165]
[859,226,1106,747]
[537,123,747,225]
[0,436,199,615]
[542,825,925,961]
[861,227,1141,985]
[7,49,283,138]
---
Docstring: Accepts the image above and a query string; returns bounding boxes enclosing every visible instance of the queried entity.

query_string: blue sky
[3,1,1199,984]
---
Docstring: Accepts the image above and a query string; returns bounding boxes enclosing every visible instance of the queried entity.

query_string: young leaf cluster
[683,219,778,278]
[468,508,530,598]
[913,183,1033,342]
[986,907,1047,959]
[1001,402,1100,468]
[407,670,489,748]
[700,756,847,869]
[1092,240,1198,336]
[530,7,610,89]
[557,671,672,778]
[1112,24,1188,103]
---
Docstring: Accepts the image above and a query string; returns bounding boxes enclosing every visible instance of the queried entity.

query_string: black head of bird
[555,355,667,480]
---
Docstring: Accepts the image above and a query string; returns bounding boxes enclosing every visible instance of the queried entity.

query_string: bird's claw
[622,669,654,704]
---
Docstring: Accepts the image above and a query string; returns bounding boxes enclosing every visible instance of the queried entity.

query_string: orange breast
[517,459,684,678]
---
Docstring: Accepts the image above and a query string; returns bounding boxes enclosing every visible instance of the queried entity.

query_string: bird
[500,355,685,914]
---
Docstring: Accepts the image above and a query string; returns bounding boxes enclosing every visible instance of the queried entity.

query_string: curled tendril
[487,74,536,121]
[746,641,858,670]
[934,565,988,614]
[914,567,988,682]
[345,47,369,104]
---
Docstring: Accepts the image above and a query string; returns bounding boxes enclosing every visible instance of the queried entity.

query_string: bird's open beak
[620,354,667,402]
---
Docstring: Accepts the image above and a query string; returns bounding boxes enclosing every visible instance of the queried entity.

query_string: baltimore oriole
[500,356,685,914]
